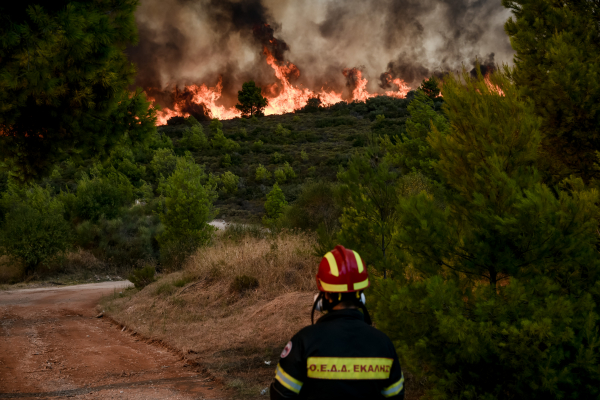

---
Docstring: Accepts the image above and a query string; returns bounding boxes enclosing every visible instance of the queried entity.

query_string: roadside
[0,282,229,399]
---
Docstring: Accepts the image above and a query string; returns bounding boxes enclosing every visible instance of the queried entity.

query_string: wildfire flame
[150,49,411,125]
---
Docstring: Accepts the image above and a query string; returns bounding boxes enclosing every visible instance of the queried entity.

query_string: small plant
[274,168,287,183]
[271,152,284,163]
[220,171,240,194]
[173,275,194,287]
[128,265,156,289]
[230,274,259,294]
[292,116,301,123]
[263,183,287,227]
[252,140,264,151]
[221,154,232,167]
[274,124,290,136]
[282,162,296,179]
[154,281,175,296]
[300,150,309,161]
[256,164,272,181]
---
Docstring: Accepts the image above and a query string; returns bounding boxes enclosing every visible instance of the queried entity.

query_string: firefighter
[270,245,405,400]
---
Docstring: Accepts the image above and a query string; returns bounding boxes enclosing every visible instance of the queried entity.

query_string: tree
[419,76,441,100]
[256,164,272,182]
[0,1,156,180]
[503,0,600,183]
[180,125,208,151]
[374,70,600,399]
[220,171,240,195]
[337,151,400,279]
[0,184,71,275]
[383,90,449,181]
[157,158,218,269]
[263,183,287,227]
[235,81,268,118]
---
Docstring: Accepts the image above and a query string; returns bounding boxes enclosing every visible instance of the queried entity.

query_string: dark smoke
[129,0,514,112]
[470,53,497,77]
[172,86,211,121]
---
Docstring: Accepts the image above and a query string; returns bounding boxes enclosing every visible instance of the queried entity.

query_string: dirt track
[0,282,228,399]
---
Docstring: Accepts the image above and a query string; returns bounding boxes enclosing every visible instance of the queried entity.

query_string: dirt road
[0,282,228,399]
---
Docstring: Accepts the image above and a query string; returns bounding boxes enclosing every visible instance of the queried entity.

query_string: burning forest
[130,0,513,125]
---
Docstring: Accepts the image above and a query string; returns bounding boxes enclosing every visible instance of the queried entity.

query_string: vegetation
[0,0,155,180]
[235,80,268,117]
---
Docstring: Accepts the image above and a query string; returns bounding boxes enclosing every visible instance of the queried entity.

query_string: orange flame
[149,49,412,125]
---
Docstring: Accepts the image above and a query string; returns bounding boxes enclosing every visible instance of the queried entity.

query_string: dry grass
[101,231,319,398]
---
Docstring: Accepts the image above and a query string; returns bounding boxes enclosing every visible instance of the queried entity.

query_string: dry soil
[0,282,228,399]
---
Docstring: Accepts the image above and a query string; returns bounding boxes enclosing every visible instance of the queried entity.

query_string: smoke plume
[129,0,513,114]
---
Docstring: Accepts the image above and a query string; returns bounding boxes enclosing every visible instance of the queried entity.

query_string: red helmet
[316,245,369,293]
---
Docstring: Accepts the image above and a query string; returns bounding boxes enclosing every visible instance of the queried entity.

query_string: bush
[282,180,341,234]
[274,168,287,183]
[220,171,240,194]
[128,265,156,289]
[157,158,218,270]
[252,140,264,151]
[230,274,259,294]
[255,164,272,182]
[274,123,290,136]
[180,125,208,151]
[74,170,135,221]
[263,183,287,227]
[315,116,356,128]
[0,184,71,275]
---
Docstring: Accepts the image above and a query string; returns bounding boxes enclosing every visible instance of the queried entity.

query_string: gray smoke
[129,0,513,110]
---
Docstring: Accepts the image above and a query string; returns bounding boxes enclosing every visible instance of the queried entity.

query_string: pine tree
[374,70,600,399]
[0,1,156,180]
[235,81,268,118]
[263,183,287,227]
[503,0,600,183]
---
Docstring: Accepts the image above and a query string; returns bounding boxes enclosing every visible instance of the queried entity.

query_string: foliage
[180,125,208,151]
[73,168,135,222]
[282,180,342,235]
[503,0,600,183]
[128,265,156,290]
[149,148,178,180]
[0,184,71,275]
[374,70,600,399]
[300,150,309,161]
[384,91,449,180]
[274,168,287,183]
[419,76,441,100]
[299,97,322,113]
[0,0,156,180]
[337,150,400,278]
[220,171,240,194]
[157,158,218,269]
[274,124,291,136]
[255,164,272,182]
[263,183,287,227]
[211,128,240,151]
[235,80,268,118]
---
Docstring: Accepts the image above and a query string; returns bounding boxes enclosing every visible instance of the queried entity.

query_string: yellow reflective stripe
[307,357,393,380]
[319,280,348,292]
[275,363,303,394]
[352,250,364,273]
[382,373,404,397]
[324,252,339,276]
[353,278,369,290]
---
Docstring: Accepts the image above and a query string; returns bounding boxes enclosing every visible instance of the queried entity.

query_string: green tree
[255,164,272,182]
[0,1,156,180]
[180,125,208,151]
[220,171,240,194]
[383,91,449,180]
[503,0,600,183]
[419,76,441,100]
[263,183,287,227]
[157,158,218,269]
[337,151,400,278]
[149,148,178,180]
[0,183,71,275]
[235,80,268,118]
[375,70,600,399]
[74,168,135,221]
[274,123,290,136]
[274,168,287,183]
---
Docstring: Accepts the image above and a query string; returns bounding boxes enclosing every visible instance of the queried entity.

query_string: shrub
[167,116,186,126]
[221,154,232,167]
[74,170,135,221]
[255,164,272,182]
[128,265,156,289]
[230,274,259,294]
[220,171,240,194]
[263,183,287,227]
[271,152,284,163]
[150,148,178,180]
[180,125,208,151]
[300,150,309,161]
[154,281,175,296]
[158,158,218,270]
[0,185,71,275]
[292,116,301,123]
[274,123,290,136]
[282,162,296,179]
[252,140,264,151]
[274,168,287,183]
[211,129,240,151]
[315,116,356,128]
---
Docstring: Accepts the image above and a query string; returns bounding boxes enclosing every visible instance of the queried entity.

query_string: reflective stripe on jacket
[270,309,405,400]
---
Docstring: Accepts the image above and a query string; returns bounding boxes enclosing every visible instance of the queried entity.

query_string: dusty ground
[0,282,229,399]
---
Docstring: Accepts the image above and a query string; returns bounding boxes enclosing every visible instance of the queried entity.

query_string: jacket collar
[316,308,365,324]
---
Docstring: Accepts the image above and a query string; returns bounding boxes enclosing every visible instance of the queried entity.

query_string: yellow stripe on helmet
[352,250,364,273]
[353,278,369,290]
[319,280,348,292]
[324,252,339,277]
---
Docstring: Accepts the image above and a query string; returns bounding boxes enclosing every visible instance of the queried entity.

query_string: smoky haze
[129,0,513,111]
